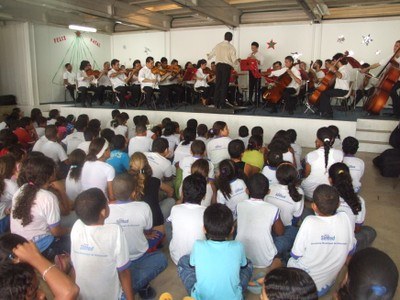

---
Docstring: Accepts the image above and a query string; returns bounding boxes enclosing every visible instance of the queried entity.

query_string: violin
[203,67,215,76]
[151,67,168,76]
[86,69,101,78]
[364,48,400,114]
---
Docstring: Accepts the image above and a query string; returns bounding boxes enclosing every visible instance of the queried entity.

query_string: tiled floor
[150,149,400,300]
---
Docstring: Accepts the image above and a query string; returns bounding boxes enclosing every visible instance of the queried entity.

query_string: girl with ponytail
[329,163,376,251]
[301,127,344,199]
[206,121,232,169]
[266,163,304,226]
[216,159,248,219]
[11,155,70,260]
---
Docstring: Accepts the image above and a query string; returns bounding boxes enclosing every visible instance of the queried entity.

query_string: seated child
[235,173,285,268]
[261,267,318,300]
[261,150,283,185]
[41,125,68,164]
[145,138,173,181]
[178,203,253,300]
[179,140,214,181]
[128,124,153,156]
[336,247,398,300]
[106,135,130,175]
[77,127,97,155]
[286,129,302,171]
[107,109,120,128]
[71,188,134,300]
[342,136,365,193]
[287,184,356,297]
[196,124,208,145]
[238,125,249,147]
[106,173,168,299]
[168,173,207,264]
[228,139,247,182]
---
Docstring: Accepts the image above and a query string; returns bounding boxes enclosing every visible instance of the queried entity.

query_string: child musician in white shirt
[288,185,356,297]
[71,188,134,300]
[194,59,215,105]
[342,137,365,193]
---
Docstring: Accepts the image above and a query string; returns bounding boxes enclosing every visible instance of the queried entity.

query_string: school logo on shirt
[321,234,335,241]
[80,243,94,251]
[116,218,129,224]
[275,192,287,199]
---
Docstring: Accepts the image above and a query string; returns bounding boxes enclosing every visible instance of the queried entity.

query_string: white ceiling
[0,0,400,33]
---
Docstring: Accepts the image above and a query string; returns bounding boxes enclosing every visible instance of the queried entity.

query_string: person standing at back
[208,32,239,109]
[247,42,264,105]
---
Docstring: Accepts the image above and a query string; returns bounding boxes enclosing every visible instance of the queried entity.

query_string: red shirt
[13,127,34,149]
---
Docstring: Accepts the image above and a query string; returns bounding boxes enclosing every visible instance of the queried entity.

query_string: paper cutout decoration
[267,39,277,49]
[337,35,345,43]
[144,47,151,55]
[291,52,302,60]
[362,34,373,46]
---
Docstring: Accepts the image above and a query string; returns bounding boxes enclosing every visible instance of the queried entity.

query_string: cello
[364,48,400,115]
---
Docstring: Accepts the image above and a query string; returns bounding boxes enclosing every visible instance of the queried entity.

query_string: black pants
[354,88,374,106]
[319,88,348,114]
[197,86,213,104]
[66,84,76,101]
[97,85,112,104]
[391,81,400,117]
[249,70,261,104]
[130,84,141,105]
[159,84,184,105]
[283,88,298,112]
[78,86,99,106]
[143,86,156,108]
[115,86,132,108]
[214,63,232,108]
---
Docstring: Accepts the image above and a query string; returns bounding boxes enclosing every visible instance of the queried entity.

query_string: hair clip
[338,170,345,174]
[28,181,34,186]
[70,165,78,169]
[139,169,145,174]
[371,285,387,296]
[323,138,330,142]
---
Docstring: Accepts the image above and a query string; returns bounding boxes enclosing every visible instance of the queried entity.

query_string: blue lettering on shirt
[80,243,94,251]
[321,234,335,241]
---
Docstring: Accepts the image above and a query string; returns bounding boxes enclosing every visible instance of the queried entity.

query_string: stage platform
[8,101,399,154]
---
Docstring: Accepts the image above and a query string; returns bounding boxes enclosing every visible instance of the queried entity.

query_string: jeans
[355,225,377,252]
[129,250,168,291]
[273,226,299,263]
[41,235,71,261]
[177,254,253,295]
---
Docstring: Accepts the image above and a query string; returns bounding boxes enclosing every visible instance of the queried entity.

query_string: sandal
[247,272,266,295]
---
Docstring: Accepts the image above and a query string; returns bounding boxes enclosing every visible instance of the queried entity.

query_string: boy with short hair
[178,203,253,300]
[236,173,285,268]
[179,140,214,181]
[287,184,356,297]
[128,124,153,156]
[71,188,134,300]
[228,139,246,181]
[41,125,68,164]
[238,125,249,147]
[107,135,130,175]
[106,173,168,299]
[145,137,173,181]
[168,173,207,264]
[342,136,365,193]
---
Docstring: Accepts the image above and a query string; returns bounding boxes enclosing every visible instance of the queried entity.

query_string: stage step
[356,118,398,153]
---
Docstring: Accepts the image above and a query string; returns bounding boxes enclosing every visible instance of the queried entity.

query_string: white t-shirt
[180,156,215,181]
[145,152,173,180]
[168,203,206,264]
[113,125,128,138]
[270,67,301,90]
[334,65,350,90]
[98,72,112,87]
[11,187,60,242]
[0,179,19,219]
[35,127,45,138]
[238,136,249,148]
[301,147,344,199]
[196,136,209,145]
[343,155,365,193]
[288,213,356,294]
[32,136,48,152]
[337,196,366,232]
[138,65,158,89]
[65,170,83,202]
[265,184,304,226]
[77,141,91,155]
[262,166,278,185]
[162,134,180,159]
[236,199,280,268]
[106,201,153,261]
[128,136,153,156]
[206,136,232,168]
[108,69,127,89]
[71,220,130,300]
[332,138,342,150]
[194,68,209,89]
[81,161,115,196]
[282,151,294,164]
[77,70,91,88]
[173,141,193,166]
[217,178,248,219]
[41,141,68,163]
[63,71,76,85]
[291,143,302,170]
[62,131,85,155]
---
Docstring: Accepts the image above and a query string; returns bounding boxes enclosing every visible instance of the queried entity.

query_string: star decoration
[362,34,373,46]
[267,39,277,49]
[337,35,345,43]
[375,50,382,55]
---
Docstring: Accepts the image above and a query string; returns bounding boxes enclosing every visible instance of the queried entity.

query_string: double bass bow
[364,47,400,115]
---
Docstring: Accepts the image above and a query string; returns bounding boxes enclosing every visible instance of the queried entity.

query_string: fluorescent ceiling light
[68,25,97,32]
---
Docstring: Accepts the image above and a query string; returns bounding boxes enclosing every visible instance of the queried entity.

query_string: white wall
[33,24,111,103]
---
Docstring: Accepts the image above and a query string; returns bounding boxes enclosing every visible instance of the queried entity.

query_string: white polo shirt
[291,142,302,170]
[0,179,19,220]
[32,136,48,152]
[206,136,232,168]
[81,160,115,196]
[168,203,206,265]
[261,166,278,185]
[145,152,173,180]
[138,65,158,89]
[77,70,90,88]
[63,71,76,85]
[128,136,153,156]
[180,155,215,181]
[41,140,68,163]
[288,212,356,294]
[265,183,304,226]
[62,131,85,155]
[106,201,153,261]
[337,196,366,232]
[343,155,365,193]
[217,178,248,218]
[236,199,280,268]
[194,68,209,89]
[108,68,127,89]
[334,65,350,90]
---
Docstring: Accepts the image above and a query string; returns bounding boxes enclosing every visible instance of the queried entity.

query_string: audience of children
[0,107,395,300]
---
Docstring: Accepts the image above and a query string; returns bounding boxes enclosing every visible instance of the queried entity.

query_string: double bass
[364,48,400,114]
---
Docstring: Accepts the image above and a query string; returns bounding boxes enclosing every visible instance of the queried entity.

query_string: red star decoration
[267,39,277,49]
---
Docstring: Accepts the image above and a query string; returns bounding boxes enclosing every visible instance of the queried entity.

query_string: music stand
[240,58,262,108]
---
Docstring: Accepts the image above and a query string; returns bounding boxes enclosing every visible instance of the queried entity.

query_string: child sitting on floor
[342,136,365,193]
